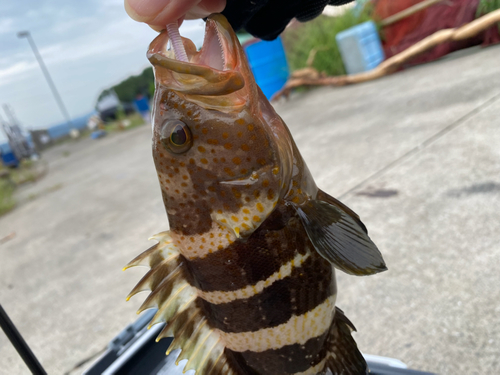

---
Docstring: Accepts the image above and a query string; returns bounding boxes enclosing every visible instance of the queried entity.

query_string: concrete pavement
[1,44,499,374]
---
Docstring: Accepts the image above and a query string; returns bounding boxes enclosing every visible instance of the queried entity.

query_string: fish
[125,13,387,375]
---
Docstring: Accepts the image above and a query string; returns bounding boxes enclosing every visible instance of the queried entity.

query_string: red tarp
[373,0,500,65]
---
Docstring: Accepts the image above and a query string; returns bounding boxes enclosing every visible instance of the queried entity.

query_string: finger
[125,0,198,24]
[184,0,226,20]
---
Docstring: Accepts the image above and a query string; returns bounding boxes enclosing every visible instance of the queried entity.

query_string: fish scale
[126,13,386,375]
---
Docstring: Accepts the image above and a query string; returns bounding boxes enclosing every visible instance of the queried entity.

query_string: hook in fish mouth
[147,14,245,96]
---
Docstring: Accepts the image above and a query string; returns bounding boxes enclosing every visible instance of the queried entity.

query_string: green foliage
[476,0,500,32]
[282,7,375,76]
[98,67,154,104]
[0,178,15,216]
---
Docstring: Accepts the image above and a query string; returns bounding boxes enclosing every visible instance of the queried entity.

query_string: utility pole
[17,31,74,130]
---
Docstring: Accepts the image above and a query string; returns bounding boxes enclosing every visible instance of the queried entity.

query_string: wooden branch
[273,9,500,100]
[380,0,445,27]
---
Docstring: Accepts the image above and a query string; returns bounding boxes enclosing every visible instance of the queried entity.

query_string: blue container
[336,21,384,75]
[244,37,289,99]
[0,142,19,168]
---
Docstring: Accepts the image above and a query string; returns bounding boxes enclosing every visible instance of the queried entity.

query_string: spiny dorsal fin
[126,231,235,375]
[123,231,176,270]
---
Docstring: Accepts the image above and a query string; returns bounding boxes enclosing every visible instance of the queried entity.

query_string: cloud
[0,18,14,34]
[0,60,38,84]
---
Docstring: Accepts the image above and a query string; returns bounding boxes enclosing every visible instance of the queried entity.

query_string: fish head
[148,14,297,256]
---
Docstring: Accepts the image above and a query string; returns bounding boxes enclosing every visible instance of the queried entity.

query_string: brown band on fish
[226,328,329,375]
[183,208,308,292]
[197,252,335,333]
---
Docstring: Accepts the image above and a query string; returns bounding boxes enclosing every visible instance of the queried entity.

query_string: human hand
[125,0,226,31]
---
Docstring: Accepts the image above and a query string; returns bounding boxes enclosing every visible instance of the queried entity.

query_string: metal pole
[0,304,47,375]
[17,31,74,129]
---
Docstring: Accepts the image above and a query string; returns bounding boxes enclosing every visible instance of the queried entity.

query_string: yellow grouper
[126,14,387,375]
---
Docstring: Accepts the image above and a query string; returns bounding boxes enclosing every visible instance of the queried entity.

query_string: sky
[0,0,205,139]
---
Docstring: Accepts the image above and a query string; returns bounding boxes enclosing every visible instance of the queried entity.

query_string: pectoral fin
[292,192,387,276]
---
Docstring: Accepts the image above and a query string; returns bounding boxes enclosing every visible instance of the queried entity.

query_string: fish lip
[147,14,238,75]
[147,14,245,96]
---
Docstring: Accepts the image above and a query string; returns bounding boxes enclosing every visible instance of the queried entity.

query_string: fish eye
[160,120,192,154]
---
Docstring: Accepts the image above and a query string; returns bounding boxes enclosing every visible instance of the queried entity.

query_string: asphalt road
[1,44,499,374]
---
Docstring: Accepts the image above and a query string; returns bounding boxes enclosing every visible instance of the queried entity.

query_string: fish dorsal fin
[292,191,387,276]
[125,232,238,375]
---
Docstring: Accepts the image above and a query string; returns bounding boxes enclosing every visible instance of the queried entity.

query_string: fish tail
[324,307,368,375]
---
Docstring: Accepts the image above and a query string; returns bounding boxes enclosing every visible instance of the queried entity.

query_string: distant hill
[97,67,154,105]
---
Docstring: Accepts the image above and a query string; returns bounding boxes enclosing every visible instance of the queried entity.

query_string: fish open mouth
[196,19,227,71]
[147,14,246,96]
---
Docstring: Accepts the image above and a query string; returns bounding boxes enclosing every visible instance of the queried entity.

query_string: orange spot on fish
[198,146,206,153]
[256,203,264,212]
[262,180,269,187]
[241,144,250,152]
[201,158,208,164]
[232,188,241,198]
[224,143,233,150]
[181,182,187,187]
[182,175,188,180]
[236,119,245,125]
[207,139,218,145]
[273,167,279,175]
[201,238,206,243]
[189,158,195,164]
[231,216,239,222]
[253,190,261,198]
[292,196,301,204]
[247,124,254,131]
[267,189,275,200]
[243,208,250,214]
[232,157,241,165]
[202,128,208,134]
[218,245,224,250]
[237,132,243,138]
[257,158,266,166]
[222,132,229,139]
[224,167,234,176]
[220,157,226,162]
[190,237,195,242]
[240,168,248,174]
